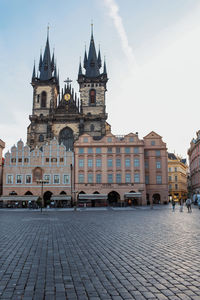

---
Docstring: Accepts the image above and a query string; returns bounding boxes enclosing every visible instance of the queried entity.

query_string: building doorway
[108,191,120,206]
[153,193,161,204]
[43,191,53,207]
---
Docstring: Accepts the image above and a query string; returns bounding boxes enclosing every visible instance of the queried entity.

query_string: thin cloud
[103,0,137,68]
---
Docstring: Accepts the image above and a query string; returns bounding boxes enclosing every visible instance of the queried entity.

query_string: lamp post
[36,179,48,212]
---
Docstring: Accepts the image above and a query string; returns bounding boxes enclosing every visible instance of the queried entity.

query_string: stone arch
[93,191,100,194]
[153,193,161,204]
[60,191,66,195]
[25,191,33,195]
[108,191,120,206]
[59,127,74,150]
[9,191,17,195]
[43,191,53,207]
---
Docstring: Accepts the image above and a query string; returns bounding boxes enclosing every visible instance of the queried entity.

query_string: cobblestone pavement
[0,206,200,300]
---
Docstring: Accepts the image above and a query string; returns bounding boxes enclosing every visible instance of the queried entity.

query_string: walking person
[172,199,176,212]
[186,197,192,213]
[179,198,183,212]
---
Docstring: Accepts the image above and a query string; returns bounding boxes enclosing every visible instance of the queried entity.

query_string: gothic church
[27,29,109,150]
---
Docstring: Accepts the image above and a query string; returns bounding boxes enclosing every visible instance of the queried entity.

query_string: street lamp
[36,179,48,212]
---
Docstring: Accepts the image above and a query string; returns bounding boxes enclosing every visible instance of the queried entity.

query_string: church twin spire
[32,31,59,84]
[78,27,107,79]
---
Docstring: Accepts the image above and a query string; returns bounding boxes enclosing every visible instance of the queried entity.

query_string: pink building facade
[0,139,5,195]
[74,131,168,206]
[2,138,73,206]
[188,130,200,195]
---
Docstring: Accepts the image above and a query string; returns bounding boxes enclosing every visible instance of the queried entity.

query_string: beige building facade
[74,131,168,206]
[2,139,73,207]
[168,153,188,201]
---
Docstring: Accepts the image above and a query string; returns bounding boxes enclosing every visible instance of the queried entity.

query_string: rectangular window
[134,158,140,167]
[169,184,172,190]
[175,175,177,182]
[83,137,88,143]
[96,147,101,154]
[7,175,13,184]
[116,147,121,154]
[116,158,121,168]
[169,167,171,172]
[46,158,49,162]
[144,150,148,157]
[107,147,112,153]
[156,161,161,169]
[88,159,93,168]
[108,174,113,183]
[156,175,162,184]
[151,140,155,146]
[145,160,149,169]
[125,158,131,167]
[125,173,131,183]
[96,159,102,167]
[125,147,130,154]
[11,158,16,163]
[25,175,32,184]
[88,173,93,183]
[175,184,178,190]
[107,159,113,167]
[44,174,50,184]
[129,137,134,142]
[18,158,22,163]
[107,137,112,142]
[24,158,29,163]
[134,173,140,183]
[51,158,57,162]
[53,175,60,184]
[156,150,161,156]
[16,175,22,184]
[169,176,172,181]
[63,175,70,184]
[116,173,121,183]
[175,167,177,172]
[96,174,102,183]
[145,175,149,184]
[134,147,139,154]
[79,159,84,168]
[88,147,93,154]
[60,157,64,162]
[79,148,84,154]
[78,174,84,183]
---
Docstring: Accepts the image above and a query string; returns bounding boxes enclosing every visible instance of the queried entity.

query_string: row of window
[168,167,178,172]
[78,173,163,184]
[6,174,70,185]
[169,175,178,182]
[10,157,65,164]
[169,184,178,190]
[145,161,161,169]
[79,147,161,156]
[79,158,162,169]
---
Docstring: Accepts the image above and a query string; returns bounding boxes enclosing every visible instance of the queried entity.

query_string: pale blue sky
[0,0,200,158]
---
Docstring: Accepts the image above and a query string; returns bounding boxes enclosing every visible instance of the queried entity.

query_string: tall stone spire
[85,25,100,77]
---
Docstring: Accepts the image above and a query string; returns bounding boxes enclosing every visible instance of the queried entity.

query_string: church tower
[27,31,59,149]
[78,26,108,137]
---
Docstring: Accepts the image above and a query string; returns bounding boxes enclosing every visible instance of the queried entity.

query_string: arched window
[38,134,44,142]
[89,89,96,105]
[41,91,47,108]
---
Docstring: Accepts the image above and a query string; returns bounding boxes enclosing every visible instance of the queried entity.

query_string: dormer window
[90,89,96,105]
[41,91,47,108]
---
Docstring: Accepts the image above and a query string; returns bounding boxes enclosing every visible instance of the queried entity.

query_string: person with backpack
[186,198,192,213]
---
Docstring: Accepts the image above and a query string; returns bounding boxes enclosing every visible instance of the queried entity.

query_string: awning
[0,195,39,202]
[78,194,107,200]
[124,192,142,199]
[51,195,71,201]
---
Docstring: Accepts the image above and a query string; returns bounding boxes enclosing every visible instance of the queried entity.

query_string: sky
[0,0,200,159]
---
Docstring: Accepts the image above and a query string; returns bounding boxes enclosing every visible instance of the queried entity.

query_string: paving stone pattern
[0,207,200,299]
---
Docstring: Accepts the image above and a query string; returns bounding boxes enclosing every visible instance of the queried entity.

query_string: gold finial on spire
[91,20,93,35]
[47,23,50,38]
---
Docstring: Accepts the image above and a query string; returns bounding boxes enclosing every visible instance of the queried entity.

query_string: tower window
[41,91,47,108]
[90,124,94,131]
[37,95,40,103]
[89,89,96,105]
[39,134,44,142]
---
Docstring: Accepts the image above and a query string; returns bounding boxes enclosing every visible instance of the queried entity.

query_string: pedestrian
[172,199,175,212]
[185,197,192,213]
[179,198,183,212]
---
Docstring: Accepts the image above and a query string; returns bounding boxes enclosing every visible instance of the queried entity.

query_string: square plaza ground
[0,206,200,300]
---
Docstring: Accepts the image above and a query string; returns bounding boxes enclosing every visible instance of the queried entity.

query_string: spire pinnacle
[32,60,36,80]
[78,57,83,75]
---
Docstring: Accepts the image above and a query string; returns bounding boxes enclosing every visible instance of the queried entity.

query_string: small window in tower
[90,124,95,131]
[37,95,40,103]
[39,134,44,142]
[41,91,47,108]
[90,89,96,105]
[91,83,94,87]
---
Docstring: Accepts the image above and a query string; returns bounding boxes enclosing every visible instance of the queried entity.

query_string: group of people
[171,197,192,212]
